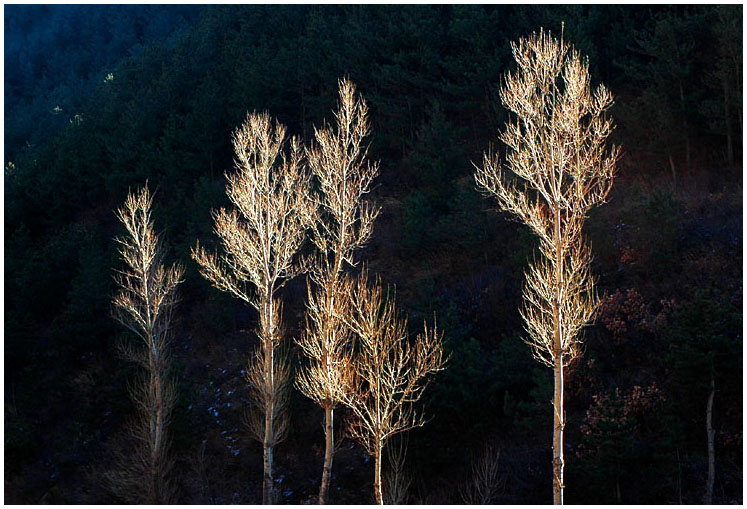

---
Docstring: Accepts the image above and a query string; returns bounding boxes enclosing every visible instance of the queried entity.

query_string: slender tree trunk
[679,82,691,170]
[552,210,565,505]
[319,403,334,504]
[734,58,742,140]
[615,475,621,504]
[319,266,341,504]
[263,350,275,505]
[263,298,275,505]
[374,442,384,505]
[152,366,164,503]
[677,448,683,504]
[668,154,677,193]
[263,425,274,504]
[706,374,715,504]
[147,329,165,505]
[723,76,734,167]
[553,355,565,505]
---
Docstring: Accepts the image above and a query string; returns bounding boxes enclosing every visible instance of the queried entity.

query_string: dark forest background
[4,5,743,504]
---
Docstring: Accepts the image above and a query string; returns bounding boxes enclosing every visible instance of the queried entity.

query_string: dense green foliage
[4,5,742,504]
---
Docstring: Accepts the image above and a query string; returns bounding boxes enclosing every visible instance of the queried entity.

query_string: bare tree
[341,269,447,505]
[459,444,503,504]
[474,29,620,504]
[383,436,411,505]
[192,112,315,504]
[295,78,380,504]
[111,184,184,504]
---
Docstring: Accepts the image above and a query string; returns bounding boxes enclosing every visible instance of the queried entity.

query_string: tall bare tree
[112,184,184,504]
[192,112,315,504]
[474,29,620,504]
[341,269,446,505]
[295,78,380,504]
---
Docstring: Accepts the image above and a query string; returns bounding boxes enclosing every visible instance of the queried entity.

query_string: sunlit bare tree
[474,28,620,504]
[295,78,380,504]
[341,269,446,505]
[111,184,184,504]
[192,112,315,504]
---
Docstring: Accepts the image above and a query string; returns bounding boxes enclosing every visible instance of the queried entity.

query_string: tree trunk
[723,75,734,167]
[152,367,163,504]
[668,154,677,193]
[374,443,384,505]
[263,299,275,505]
[263,375,274,505]
[706,374,715,504]
[318,403,334,504]
[679,82,691,170]
[552,210,565,505]
[553,355,565,505]
[615,476,621,504]
[263,436,273,504]
[147,332,165,505]
[677,448,683,504]
[734,58,742,141]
